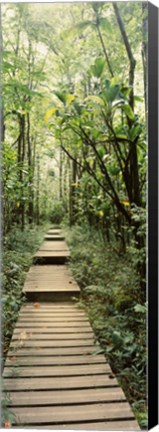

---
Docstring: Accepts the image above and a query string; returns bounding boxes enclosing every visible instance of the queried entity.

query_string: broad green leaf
[54,91,67,104]
[3,61,15,72]
[90,57,106,78]
[98,147,105,158]
[134,96,143,102]
[73,102,83,115]
[112,331,122,346]
[103,82,120,103]
[122,104,135,120]
[129,125,142,141]
[134,304,146,313]
[99,17,112,33]
[63,21,94,39]
[108,165,120,176]
[85,95,105,107]
[116,134,127,139]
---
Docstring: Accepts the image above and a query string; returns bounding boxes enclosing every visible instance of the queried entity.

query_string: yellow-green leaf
[44,107,58,121]
[66,94,75,104]
[98,210,104,217]
[121,200,130,206]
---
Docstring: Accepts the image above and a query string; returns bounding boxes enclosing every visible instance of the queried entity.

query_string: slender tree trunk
[59,145,63,200]
[36,155,40,225]
[95,18,114,77]
[69,159,77,226]
[113,3,141,209]
[27,111,34,224]
[21,114,25,231]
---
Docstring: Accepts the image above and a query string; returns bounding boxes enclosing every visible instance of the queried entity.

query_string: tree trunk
[59,145,63,200]
[69,159,77,226]
[27,111,34,224]
[36,155,40,225]
[113,3,141,210]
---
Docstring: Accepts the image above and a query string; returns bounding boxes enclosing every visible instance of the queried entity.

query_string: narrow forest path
[3,228,140,430]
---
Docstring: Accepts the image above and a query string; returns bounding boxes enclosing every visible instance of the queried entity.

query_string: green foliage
[50,201,65,224]
[65,223,147,429]
[1,393,17,428]
[2,224,49,358]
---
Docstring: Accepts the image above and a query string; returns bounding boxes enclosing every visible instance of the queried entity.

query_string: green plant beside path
[64,224,147,430]
[2,223,50,361]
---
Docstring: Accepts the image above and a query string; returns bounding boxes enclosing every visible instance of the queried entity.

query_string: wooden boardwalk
[3,228,140,430]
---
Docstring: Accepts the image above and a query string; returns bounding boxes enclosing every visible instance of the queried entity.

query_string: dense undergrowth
[64,223,147,430]
[2,223,50,360]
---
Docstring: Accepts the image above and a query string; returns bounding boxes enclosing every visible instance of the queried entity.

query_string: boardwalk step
[23,265,80,301]
[3,402,136,425]
[33,252,70,265]
[33,236,69,265]
[47,229,61,235]
[39,241,69,251]
[45,235,65,241]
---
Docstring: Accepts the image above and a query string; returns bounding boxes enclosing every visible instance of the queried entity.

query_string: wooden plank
[10,339,95,348]
[47,229,61,234]
[19,420,139,430]
[39,241,69,251]
[27,265,71,274]
[13,326,92,334]
[20,304,82,310]
[6,402,135,424]
[19,309,85,320]
[35,251,70,257]
[3,374,119,390]
[14,321,92,328]
[5,387,126,406]
[23,286,80,293]
[24,278,77,284]
[3,363,111,377]
[24,276,76,282]
[19,311,86,317]
[6,355,106,366]
[17,316,88,322]
[12,332,94,340]
[8,346,99,356]
[21,301,84,312]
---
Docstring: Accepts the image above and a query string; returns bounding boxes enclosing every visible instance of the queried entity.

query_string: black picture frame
[148,2,158,430]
